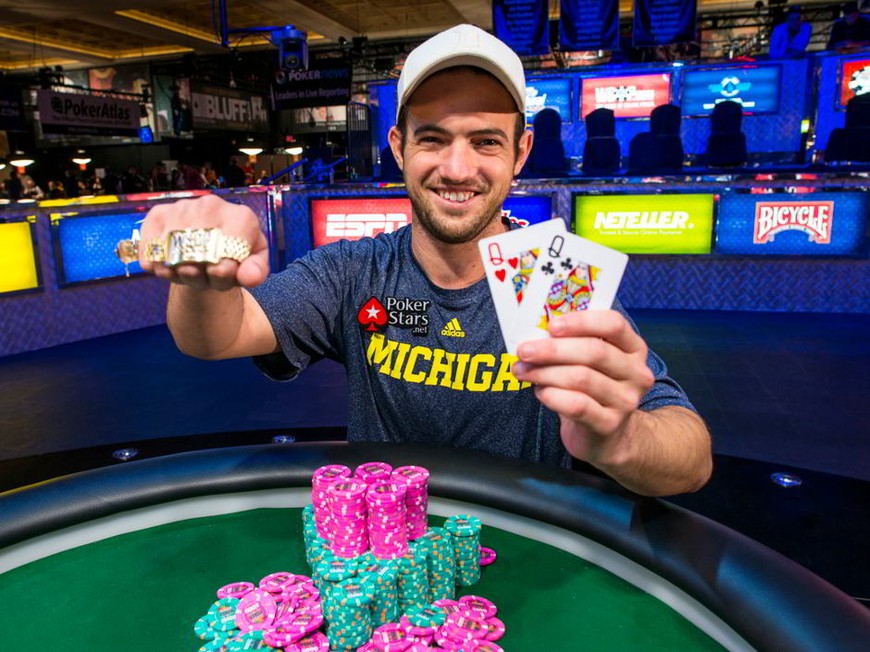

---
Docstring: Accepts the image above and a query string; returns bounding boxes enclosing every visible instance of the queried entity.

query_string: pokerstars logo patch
[357,296,431,336]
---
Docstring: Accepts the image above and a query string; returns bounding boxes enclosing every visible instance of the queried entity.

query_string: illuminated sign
[581,74,671,119]
[717,193,868,255]
[502,195,552,227]
[573,194,714,254]
[311,195,554,247]
[839,59,870,108]
[55,212,144,284]
[681,66,781,116]
[311,197,411,247]
[754,201,832,244]
[526,78,573,122]
[0,221,39,293]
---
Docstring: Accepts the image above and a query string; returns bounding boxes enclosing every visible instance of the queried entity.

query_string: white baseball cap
[396,24,526,119]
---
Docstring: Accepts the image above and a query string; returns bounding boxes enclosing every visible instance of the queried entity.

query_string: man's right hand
[138,194,270,291]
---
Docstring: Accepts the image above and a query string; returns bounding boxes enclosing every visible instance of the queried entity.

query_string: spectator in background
[223,156,247,188]
[21,175,44,200]
[180,162,206,190]
[827,1,870,50]
[6,169,22,201]
[770,6,812,57]
[149,162,170,191]
[47,180,65,199]
[63,169,80,198]
[121,165,148,194]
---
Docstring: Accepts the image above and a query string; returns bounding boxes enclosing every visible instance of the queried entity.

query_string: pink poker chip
[444,611,489,641]
[371,621,412,650]
[234,588,278,632]
[478,546,497,567]
[468,641,504,652]
[432,599,463,616]
[459,595,497,619]
[483,616,505,642]
[217,581,255,600]
[284,631,329,652]
[259,572,298,594]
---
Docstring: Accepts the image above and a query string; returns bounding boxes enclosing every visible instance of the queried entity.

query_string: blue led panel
[526,78,573,122]
[503,195,553,227]
[55,212,145,283]
[716,192,868,256]
[681,66,781,116]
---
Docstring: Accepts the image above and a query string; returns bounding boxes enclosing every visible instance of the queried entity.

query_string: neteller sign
[311,197,412,247]
[573,194,715,254]
[37,90,140,136]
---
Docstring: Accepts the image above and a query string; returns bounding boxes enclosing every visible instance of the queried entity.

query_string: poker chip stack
[444,515,482,586]
[366,481,410,560]
[419,527,457,602]
[391,465,430,539]
[395,544,430,613]
[355,461,394,486]
[311,464,352,540]
[358,555,401,627]
[323,575,376,651]
[327,479,370,558]
[314,555,358,606]
[193,573,328,652]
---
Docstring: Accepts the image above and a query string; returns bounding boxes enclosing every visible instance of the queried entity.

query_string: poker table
[1,443,868,652]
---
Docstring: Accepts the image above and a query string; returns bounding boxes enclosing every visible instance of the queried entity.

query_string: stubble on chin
[409,187,504,245]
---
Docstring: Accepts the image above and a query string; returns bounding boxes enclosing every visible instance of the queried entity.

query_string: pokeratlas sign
[310,197,412,248]
[36,90,140,136]
[572,194,715,254]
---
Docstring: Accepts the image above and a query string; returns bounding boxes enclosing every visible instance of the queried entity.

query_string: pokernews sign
[572,194,715,254]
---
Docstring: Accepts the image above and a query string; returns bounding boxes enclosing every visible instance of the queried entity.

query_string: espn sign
[753,201,833,244]
[311,197,411,247]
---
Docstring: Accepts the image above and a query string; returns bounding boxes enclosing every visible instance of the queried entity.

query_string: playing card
[478,220,567,353]
[513,232,628,348]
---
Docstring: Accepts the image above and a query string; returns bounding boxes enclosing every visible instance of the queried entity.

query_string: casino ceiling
[0,0,777,71]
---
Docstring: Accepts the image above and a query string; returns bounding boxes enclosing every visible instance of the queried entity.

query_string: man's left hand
[511,309,654,467]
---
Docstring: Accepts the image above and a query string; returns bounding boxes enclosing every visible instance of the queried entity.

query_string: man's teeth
[439,191,474,202]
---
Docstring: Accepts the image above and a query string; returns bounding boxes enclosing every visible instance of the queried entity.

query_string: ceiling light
[286,146,304,156]
[239,147,263,156]
[9,151,34,167]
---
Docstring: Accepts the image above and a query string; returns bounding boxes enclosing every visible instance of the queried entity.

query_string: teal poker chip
[194,613,218,640]
[224,631,273,650]
[208,597,241,631]
[197,630,234,652]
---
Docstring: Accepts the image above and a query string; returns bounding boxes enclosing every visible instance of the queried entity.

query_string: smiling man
[138,24,711,497]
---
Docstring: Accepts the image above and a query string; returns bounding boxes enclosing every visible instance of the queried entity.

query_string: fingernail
[517,342,538,359]
[512,361,528,377]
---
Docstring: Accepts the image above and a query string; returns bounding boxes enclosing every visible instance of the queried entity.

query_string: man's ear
[388,126,404,171]
[514,128,534,176]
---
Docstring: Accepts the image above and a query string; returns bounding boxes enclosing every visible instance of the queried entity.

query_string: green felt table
[3,443,869,652]
[0,507,723,651]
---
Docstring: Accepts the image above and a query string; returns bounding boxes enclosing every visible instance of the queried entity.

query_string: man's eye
[477,139,502,148]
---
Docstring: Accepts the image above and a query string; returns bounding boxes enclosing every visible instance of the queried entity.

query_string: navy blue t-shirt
[251,225,694,467]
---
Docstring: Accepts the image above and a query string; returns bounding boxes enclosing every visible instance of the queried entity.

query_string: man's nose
[438,140,476,182]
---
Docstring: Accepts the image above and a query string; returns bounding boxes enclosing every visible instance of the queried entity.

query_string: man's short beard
[408,185,505,244]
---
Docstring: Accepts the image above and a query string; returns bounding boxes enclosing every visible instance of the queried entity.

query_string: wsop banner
[190,84,269,133]
[271,51,352,111]
[559,0,620,51]
[633,0,697,47]
[493,0,550,57]
[36,90,140,136]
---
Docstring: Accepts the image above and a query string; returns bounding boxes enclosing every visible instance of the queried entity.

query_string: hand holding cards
[479,220,628,354]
